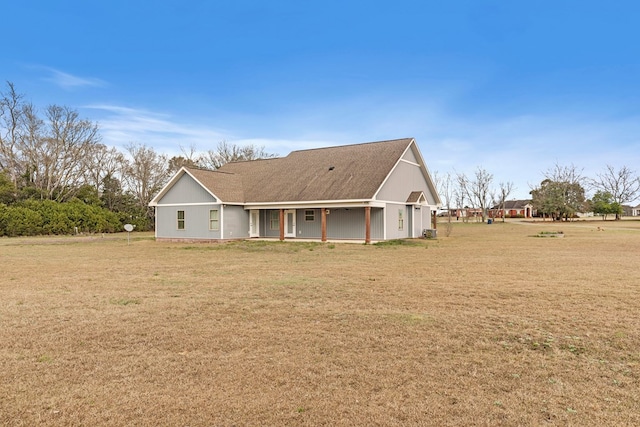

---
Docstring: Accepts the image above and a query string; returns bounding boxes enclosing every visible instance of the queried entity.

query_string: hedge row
[0,199,122,237]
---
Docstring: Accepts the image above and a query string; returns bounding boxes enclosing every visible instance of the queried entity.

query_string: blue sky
[3,1,640,201]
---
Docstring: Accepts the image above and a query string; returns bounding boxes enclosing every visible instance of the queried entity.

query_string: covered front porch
[245,201,437,243]
[246,203,384,244]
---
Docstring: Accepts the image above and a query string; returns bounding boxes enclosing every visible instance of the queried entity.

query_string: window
[177,210,185,230]
[398,209,404,230]
[304,210,315,221]
[270,210,279,230]
[209,209,219,231]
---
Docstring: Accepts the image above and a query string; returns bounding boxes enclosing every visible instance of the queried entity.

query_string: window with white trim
[270,210,279,230]
[304,210,315,221]
[209,209,219,231]
[177,210,185,230]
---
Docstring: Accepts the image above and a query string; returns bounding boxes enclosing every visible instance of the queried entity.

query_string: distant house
[448,207,483,219]
[489,200,535,218]
[622,205,635,217]
[149,138,441,243]
[632,204,640,216]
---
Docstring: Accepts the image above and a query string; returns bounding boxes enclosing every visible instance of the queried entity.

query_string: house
[149,138,441,243]
[622,204,635,217]
[489,200,535,218]
[632,204,640,217]
[448,207,483,219]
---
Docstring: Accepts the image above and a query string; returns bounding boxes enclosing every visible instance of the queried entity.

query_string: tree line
[530,163,640,221]
[4,80,638,237]
[0,82,274,237]
[435,161,640,231]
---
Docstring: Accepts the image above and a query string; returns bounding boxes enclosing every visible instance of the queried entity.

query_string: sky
[3,1,640,202]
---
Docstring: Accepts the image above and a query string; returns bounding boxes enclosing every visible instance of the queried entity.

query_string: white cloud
[42,67,107,89]
[85,104,230,155]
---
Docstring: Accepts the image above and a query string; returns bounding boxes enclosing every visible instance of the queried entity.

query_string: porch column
[321,208,327,242]
[279,209,285,241]
[365,206,371,244]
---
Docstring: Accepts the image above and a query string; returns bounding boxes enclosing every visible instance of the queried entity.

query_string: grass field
[1,219,639,426]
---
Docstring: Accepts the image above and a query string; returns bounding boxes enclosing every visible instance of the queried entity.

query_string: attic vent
[328,166,335,171]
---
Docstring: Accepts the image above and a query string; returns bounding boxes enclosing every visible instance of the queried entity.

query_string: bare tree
[166,144,204,175]
[457,167,493,223]
[544,163,585,188]
[82,143,126,197]
[179,144,202,163]
[35,105,101,201]
[123,142,168,215]
[433,171,455,235]
[0,82,26,188]
[16,103,44,192]
[491,181,515,222]
[592,165,640,219]
[167,156,199,175]
[452,175,467,222]
[455,173,471,221]
[200,140,276,170]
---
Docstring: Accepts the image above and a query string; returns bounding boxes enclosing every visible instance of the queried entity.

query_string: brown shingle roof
[503,200,532,209]
[490,199,533,210]
[203,138,414,203]
[186,168,245,202]
[406,191,424,203]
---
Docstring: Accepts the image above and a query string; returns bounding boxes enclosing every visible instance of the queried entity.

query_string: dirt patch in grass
[1,222,639,426]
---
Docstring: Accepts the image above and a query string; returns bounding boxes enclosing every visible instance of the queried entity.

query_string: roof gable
[406,191,426,203]
[156,172,217,204]
[374,140,441,206]
[149,167,244,205]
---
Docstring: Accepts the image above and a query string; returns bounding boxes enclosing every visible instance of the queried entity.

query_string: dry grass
[1,219,639,426]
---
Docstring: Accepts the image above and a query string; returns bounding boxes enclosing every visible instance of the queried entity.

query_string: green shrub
[0,199,122,236]
[0,205,43,236]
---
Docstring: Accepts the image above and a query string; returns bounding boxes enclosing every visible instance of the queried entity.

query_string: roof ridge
[187,166,237,176]
[287,137,413,155]
[221,156,284,165]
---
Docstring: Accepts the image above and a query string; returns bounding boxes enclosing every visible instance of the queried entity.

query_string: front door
[249,210,259,237]
[284,209,296,238]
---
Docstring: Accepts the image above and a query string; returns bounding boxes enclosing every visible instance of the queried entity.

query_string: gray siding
[370,208,384,240]
[376,160,434,203]
[408,205,414,237]
[263,209,281,238]
[412,205,422,237]
[422,207,433,232]
[324,208,382,240]
[156,204,248,240]
[409,205,433,237]
[297,209,322,238]
[223,205,249,239]
[402,147,419,164]
[156,204,222,239]
[326,208,362,239]
[252,208,382,240]
[385,204,410,240]
[158,173,217,204]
